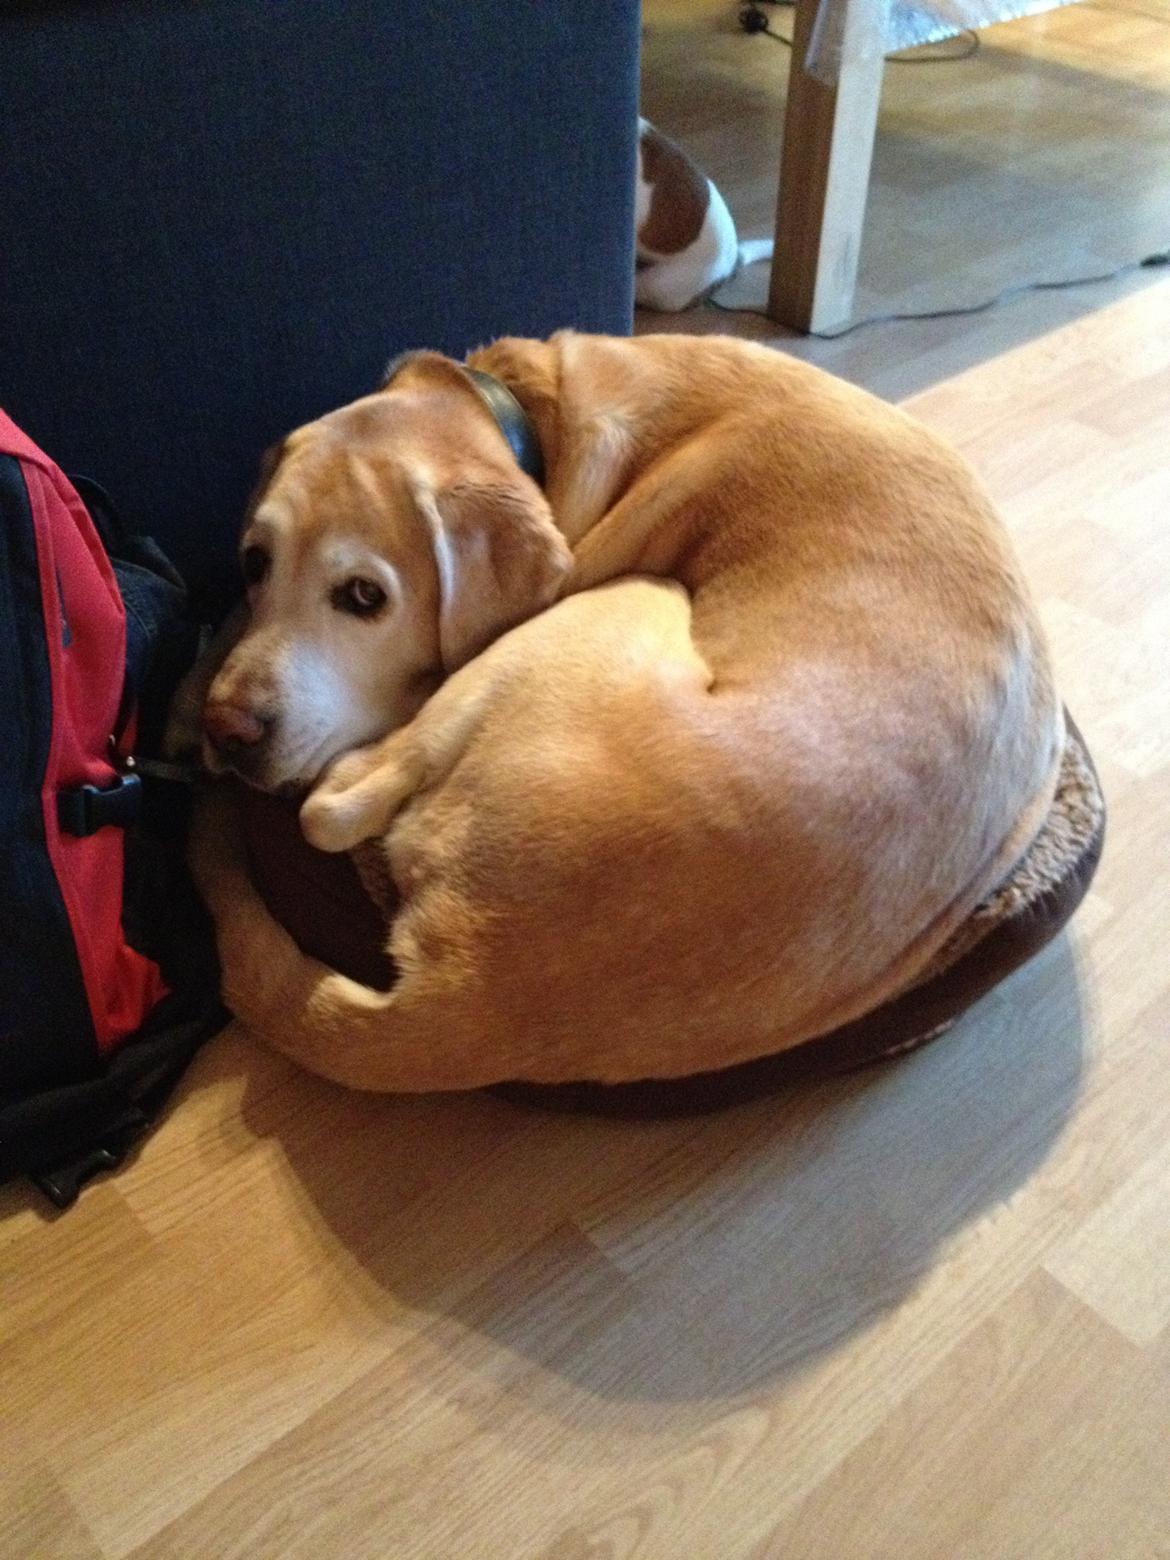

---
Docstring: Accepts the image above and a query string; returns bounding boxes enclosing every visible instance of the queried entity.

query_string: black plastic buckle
[32,1112,147,1209]
[57,771,143,837]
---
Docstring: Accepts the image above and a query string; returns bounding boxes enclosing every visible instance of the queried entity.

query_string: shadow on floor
[220,934,1090,1418]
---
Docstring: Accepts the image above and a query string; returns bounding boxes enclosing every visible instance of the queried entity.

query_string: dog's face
[202,354,570,793]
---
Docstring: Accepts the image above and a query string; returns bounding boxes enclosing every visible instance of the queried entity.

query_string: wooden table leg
[767,0,886,333]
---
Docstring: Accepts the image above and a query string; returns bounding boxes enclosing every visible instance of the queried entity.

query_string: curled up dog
[185,331,1062,1093]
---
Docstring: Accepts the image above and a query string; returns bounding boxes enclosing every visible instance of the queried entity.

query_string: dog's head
[202,352,570,793]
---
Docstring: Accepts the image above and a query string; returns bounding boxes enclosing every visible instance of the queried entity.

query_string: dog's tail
[737,238,774,268]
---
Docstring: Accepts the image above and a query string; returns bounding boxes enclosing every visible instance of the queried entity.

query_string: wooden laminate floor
[4,10,1170,1552]
[641,0,1170,397]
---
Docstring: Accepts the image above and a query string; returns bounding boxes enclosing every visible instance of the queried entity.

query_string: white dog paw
[299,790,376,853]
[300,746,418,853]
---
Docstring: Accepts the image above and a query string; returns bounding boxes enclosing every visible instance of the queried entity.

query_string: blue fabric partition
[0,1,640,603]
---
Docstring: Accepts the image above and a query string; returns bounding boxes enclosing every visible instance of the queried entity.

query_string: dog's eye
[333,577,388,618]
[241,544,270,588]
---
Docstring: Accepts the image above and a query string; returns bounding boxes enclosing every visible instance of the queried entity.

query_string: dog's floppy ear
[381,350,426,390]
[245,438,287,514]
[412,476,572,672]
[381,349,462,393]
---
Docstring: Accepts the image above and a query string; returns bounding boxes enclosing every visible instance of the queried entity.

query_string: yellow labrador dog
[192,332,1062,1091]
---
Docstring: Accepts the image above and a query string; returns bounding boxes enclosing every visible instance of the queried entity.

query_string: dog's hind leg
[190,782,507,1092]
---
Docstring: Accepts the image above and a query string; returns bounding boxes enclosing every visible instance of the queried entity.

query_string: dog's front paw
[299,743,419,853]
[163,604,251,762]
[299,788,378,853]
[163,667,209,761]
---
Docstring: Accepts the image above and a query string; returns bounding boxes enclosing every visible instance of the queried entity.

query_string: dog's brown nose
[203,701,271,766]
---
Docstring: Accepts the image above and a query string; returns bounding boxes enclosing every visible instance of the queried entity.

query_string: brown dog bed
[238,712,1104,1116]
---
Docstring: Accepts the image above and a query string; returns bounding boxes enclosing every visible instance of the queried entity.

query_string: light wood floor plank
[755,1273,1170,1559]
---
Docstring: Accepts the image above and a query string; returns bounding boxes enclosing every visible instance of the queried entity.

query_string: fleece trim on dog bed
[240,712,1103,1115]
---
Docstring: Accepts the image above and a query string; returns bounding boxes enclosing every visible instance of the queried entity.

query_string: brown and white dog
[190,332,1062,1093]
[636,119,771,311]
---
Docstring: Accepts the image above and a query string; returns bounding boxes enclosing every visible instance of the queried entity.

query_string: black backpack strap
[0,992,227,1208]
[68,473,128,554]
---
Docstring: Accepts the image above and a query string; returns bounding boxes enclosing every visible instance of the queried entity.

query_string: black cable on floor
[709,249,1170,338]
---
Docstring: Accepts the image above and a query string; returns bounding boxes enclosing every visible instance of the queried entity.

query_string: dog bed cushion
[238,712,1104,1114]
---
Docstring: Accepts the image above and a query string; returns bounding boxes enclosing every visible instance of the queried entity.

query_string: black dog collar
[465,368,545,488]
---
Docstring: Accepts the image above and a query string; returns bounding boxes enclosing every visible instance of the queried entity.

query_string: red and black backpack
[0,410,226,1207]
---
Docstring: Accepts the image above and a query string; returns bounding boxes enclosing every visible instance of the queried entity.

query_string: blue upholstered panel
[0,1,640,602]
